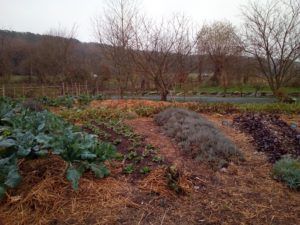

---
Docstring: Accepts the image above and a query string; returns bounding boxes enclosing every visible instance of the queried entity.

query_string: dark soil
[83,121,165,180]
[233,113,300,162]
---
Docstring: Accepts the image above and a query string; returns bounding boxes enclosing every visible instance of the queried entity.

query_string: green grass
[189,85,300,94]
[237,103,300,114]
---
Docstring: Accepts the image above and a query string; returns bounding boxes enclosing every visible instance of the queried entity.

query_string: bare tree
[242,0,300,97]
[0,30,12,83]
[197,21,243,92]
[133,14,196,101]
[35,25,77,84]
[94,0,138,98]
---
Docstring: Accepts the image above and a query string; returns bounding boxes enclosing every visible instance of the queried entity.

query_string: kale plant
[0,99,115,199]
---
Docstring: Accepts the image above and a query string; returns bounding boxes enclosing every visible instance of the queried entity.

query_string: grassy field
[195,85,300,94]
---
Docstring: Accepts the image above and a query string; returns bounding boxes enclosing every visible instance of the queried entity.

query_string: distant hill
[1,29,299,86]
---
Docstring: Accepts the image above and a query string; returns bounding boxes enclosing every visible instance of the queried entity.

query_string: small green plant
[134,156,144,163]
[165,165,183,194]
[146,144,155,150]
[152,155,163,163]
[114,152,124,161]
[113,139,122,145]
[146,144,157,153]
[39,96,74,108]
[142,149,150,157]
[139,166,151,174]
[126,151,138,160]
[78,95,93,106]
[133,105,160,117]
[273,157,300,190]
[123,164,135,174]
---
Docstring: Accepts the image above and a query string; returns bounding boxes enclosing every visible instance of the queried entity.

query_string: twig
[160,210,168,225]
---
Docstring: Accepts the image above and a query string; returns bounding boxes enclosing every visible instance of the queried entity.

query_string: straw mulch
[0,156,132,225]
[90,99,172,109]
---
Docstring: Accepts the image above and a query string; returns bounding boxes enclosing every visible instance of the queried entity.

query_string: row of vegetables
[0,98,115,199]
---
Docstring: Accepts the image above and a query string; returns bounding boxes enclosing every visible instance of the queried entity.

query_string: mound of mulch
[90,99,172,109]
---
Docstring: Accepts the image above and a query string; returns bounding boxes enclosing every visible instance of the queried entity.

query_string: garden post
[2,85,5,97]
[63,83,66,96]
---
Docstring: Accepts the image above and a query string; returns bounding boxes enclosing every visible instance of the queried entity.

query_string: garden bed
[234,113,300,162]
[83,120,166,180]
[1,99,300,225]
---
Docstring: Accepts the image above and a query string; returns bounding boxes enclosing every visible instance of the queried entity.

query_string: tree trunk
[212,64,222,86]
[160,90,169,101]
[119,88,124,99]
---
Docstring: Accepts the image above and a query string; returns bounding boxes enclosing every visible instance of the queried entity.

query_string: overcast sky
[0,0,252,42]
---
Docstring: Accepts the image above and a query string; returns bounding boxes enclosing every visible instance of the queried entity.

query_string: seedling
[134,155,144,163]
[139,166,151,174]
[114,152,124,161]
[126,151,138,160]
[142,149,150,157]
[123,164,135,174]
[113,139,122,145]
[152,155,164,163]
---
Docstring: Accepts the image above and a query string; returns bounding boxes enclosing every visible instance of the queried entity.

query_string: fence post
[2,85,5,97]
[66,84,68,96]
[62,83,65,96]
[85,81,88,95]
[75,83,78,96]
[96,83,99,95]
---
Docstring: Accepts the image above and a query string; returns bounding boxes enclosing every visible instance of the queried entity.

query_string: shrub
[22,99,44,112]
[154,108,244,168]
[273,157,300,190]
[39,96,74,108]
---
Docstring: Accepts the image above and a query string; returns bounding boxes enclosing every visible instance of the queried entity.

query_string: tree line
[0,0,300,101]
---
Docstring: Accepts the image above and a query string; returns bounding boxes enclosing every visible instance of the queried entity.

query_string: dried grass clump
[154,108,244,168]
[138,167,193,198]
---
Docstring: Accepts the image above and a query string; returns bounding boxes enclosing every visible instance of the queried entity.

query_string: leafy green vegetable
[66,166,82,190]
[0,98,116,199]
